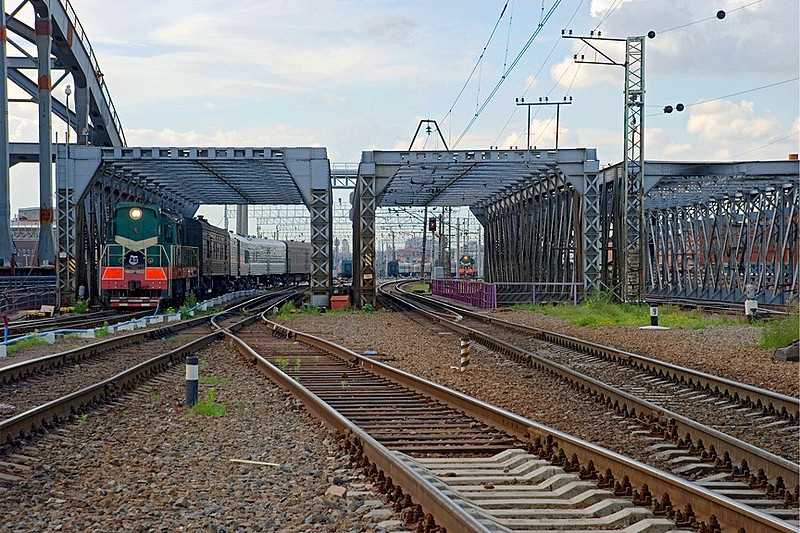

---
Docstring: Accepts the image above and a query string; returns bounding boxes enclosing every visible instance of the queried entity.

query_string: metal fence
[494,282,580,306]
[431,279,496,309]
[432,279,581,309]
[0,276,57,313]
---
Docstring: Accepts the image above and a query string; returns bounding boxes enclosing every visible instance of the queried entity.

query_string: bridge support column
[55,146,75,306]
[235,204,248,235]
[309,188,331,307]
[35,11,54,266]
[0,0,13,266]
[353,169,376,308]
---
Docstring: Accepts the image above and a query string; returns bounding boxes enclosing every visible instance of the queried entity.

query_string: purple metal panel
[432,278,496,309]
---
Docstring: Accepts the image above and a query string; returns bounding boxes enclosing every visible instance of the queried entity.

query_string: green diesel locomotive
[100,203,198,307]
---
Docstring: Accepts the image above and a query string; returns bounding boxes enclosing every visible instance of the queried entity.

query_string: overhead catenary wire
[646,77,800,117]
[453,0,564,148]
[492,0,587,146]
[656,0,764,34]
[728,129,800,159]
[440,1,511,141]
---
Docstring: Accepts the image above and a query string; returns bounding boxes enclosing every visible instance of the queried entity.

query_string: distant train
[100,203,311,307]
[458,254,477,277]
[386,261,434,278]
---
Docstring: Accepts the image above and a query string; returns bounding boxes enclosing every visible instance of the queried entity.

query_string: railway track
[379,282,800,529]
[0,290,295,448]
[3,310,151,341]
[217,307,795,532]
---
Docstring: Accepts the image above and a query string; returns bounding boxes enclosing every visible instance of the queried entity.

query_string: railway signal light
[428,217,436,232]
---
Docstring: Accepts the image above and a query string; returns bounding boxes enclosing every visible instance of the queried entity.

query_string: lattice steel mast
[564,30,650,301]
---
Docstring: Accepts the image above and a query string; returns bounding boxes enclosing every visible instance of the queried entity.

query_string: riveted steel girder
[354,149,600,305]
[600,160,799,305]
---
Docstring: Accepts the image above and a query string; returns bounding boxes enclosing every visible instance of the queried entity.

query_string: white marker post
[185,356,199,406]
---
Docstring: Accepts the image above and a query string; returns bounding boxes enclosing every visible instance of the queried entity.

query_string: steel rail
[394,284,800,423]
[0,332,222,445]
[253,305,793,533]
[0,291,283,445]
[6,310,151,340]
[0,314,210,384]
[0,292,280,384]
[217,312,493,533]
[384,287,799,484]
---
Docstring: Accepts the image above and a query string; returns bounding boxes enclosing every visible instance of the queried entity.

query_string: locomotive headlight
[129,207,143,220]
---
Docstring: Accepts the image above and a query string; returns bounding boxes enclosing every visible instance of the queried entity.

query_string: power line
[728,129,800,159]
[646,77,799,117]
[440,2,510,135]
[656,0,764,34]
[453,0,563,148]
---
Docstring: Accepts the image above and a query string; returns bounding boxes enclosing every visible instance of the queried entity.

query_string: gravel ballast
[282,309,798,466]
[0,341,403,532]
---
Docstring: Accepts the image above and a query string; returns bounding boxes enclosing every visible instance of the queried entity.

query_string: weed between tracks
[190,388,226,417]
[6,331,49,354]
[513,292,741,329]
[761,314,799,349]
[199,376,231,387]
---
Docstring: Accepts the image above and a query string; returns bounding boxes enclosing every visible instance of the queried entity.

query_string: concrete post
[649,304,658,327]
[0,0,13,266]
[185,355,199,406]
[460,336,471,372]
[35,11,55,265]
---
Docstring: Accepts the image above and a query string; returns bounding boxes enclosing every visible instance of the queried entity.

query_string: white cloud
[593,0,799,77]
[549,53,623,90]
[687,100,781,142]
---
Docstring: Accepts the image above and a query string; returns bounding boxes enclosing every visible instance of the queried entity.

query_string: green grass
[409,282,430,294]
[513,292,741,329]
[7,331,49,354]
[190,388,226,417]
[761,314,799,349]
[95,322,110,338]
[199,376,231,387]
[74,299,89,314]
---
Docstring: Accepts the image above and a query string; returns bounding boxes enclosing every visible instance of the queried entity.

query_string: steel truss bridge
[2,0,798,310]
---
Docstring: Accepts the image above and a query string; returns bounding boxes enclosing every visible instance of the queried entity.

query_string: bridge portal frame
[56,146,332,307]
[353,148,601,307]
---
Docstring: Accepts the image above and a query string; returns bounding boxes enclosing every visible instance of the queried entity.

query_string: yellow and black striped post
[460,336,471,372]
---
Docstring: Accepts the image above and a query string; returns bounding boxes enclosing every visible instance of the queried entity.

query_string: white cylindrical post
[185,355,199,406]
[649,304,659,327]
[460,337,471,372]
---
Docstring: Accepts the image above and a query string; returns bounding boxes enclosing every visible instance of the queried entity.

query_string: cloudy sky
[6,0,799,218]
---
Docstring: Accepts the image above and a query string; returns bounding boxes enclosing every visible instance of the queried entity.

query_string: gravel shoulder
[488,309,799,397]
[0,340,401,532]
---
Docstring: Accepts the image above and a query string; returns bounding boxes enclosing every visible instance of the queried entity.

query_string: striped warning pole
[460,337,471,372]
[185,356,199,406]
